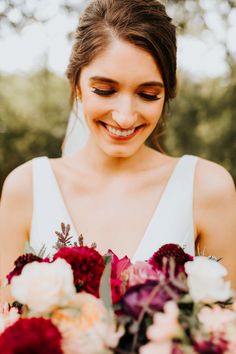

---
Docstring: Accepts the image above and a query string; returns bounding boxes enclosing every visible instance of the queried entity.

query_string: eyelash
[91,88,161,101]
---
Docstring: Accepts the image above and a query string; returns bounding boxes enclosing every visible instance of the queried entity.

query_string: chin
[101,144,141,159]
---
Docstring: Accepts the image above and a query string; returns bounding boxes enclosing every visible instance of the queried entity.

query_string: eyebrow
[89,76,164,88]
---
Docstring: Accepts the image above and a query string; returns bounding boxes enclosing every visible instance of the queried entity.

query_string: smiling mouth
[99,121,144,139]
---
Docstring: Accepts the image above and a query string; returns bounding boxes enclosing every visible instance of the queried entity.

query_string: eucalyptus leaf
[179,294,193,304]
[99,255,112,310]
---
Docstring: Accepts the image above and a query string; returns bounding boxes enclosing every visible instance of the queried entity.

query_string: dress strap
[132,155,198,263]
[30,156,77,255]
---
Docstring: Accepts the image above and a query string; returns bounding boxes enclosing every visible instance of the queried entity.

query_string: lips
[99,121,143,140]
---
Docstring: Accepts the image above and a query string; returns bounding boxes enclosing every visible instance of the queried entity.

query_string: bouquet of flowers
[1,223,236,354]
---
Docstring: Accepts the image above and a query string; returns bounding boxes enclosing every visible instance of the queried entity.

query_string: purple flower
[121,280,180,319]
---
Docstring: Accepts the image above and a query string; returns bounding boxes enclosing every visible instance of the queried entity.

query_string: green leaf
[99,255,112,310]
[23,241,51,259]
[23,241,38,255]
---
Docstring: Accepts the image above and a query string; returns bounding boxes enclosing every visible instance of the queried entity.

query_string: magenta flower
[106,250,131,304]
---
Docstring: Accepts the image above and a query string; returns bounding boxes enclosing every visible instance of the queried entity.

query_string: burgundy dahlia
[7,253,49,284]
[149,243,193,276]
[53,246,105,297]
[0,318,63,354]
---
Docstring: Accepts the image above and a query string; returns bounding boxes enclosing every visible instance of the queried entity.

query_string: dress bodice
[30,155,198,261]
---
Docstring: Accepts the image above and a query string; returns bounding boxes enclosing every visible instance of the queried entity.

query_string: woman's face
[79,39,165,158]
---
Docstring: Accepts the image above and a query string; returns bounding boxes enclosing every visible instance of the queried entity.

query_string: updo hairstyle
[66,0,177,149]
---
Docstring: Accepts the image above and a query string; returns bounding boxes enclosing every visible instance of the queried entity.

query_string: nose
[112,96,138,129]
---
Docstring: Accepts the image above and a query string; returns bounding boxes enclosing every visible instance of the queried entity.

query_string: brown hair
[66,0,177,150]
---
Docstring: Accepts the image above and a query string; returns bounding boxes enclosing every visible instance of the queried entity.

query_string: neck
[75,135,159,176]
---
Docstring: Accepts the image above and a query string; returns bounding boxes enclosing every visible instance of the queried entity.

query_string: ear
[76,87,82,101]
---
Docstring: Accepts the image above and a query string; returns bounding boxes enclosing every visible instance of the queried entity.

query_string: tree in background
[163,0,236,180]
[0,70,70,189]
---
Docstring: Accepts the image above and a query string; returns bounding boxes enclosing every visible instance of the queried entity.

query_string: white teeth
[105,124,135,137]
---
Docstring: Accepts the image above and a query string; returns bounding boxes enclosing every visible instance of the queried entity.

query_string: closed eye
[139,93,161,101]
[91,88,161,101]
[91,88,115,96]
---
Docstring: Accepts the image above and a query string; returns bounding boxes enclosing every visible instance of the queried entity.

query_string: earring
[76,88,82,101]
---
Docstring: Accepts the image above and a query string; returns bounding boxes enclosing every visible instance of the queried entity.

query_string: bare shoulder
[1,160,33,202]
[194,157,236,287]
[0,161,33,284]
[195,157,235,206]
[0,160,33,234]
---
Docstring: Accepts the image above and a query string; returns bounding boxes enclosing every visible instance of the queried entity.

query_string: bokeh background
[0,0,236,193]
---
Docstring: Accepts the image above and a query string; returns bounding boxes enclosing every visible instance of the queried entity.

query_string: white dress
[30,155,198,262]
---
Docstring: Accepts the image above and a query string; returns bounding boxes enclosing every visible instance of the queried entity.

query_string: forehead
[80,39,163,86]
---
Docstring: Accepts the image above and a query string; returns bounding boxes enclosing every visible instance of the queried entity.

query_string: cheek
[81,92,112,122]
[142,103,164,125]
[81,98,106,125]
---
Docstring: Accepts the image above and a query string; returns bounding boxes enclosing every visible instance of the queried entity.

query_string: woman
[0,0,236,292]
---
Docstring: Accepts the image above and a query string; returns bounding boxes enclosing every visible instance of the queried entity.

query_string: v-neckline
[45,155,186,256]
[131,155,186,259]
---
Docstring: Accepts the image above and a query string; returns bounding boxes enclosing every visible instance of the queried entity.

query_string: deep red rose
[7,253,49,284]
[106,250,131,304]
[53,246,105,297]
[194,337,228,354]
[149,243,193,277]
[0,318,63,354]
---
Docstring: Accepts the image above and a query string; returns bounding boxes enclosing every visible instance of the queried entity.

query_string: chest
[60,172,168,257]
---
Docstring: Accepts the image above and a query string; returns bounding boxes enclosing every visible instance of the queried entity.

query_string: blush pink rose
[124,261,160,287]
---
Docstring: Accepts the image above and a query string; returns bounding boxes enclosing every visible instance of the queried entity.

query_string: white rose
[11,258,76,313]
[185,256,232,303]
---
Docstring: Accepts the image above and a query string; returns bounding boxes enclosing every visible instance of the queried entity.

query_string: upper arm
[195,158,236,288]
[0,161,33,283]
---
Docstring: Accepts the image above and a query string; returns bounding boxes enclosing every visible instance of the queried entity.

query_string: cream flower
[0,303,20,334]
[52,292,124,354]
[139,341,172,354]
[11,258,76,314]
[185,256,232,303]
[139,301,183,354]
[147,301,183,342]
[198,304,236,354]
[198,305,236,332]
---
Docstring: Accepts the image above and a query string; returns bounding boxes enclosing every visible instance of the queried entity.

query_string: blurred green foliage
[0,69,70,190]
[164,71,236,180]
